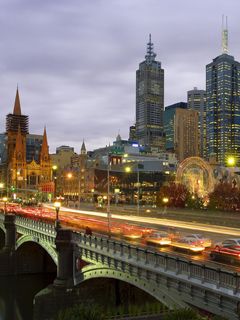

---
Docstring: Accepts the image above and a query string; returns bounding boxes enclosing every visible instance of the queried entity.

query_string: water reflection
[0,274,55,320]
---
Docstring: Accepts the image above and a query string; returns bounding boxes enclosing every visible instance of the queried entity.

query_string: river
[0,274,55,320]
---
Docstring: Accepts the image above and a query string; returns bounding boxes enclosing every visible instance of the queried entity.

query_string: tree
[156,183,190,208]
[208,182,240,211]
[55,304,105,320]
[164,308,204,320]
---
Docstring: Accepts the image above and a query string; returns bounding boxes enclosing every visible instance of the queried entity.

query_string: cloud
[0,0,239,152]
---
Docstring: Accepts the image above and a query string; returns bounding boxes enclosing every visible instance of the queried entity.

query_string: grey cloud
[0,0,239,152]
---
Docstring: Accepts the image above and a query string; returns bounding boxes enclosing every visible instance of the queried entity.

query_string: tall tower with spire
[6,88,29,163]
[2,89,53,196]
[135,34,164,151]
[206,16,240,165]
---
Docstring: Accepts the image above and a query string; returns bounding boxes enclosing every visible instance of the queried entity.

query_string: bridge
[0,212,239,319]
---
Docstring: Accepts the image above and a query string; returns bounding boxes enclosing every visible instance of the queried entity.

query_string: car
[145,231,171,245]
[184,234,212,248]
[210,239,240,264]
[171,238,205,253]
[214,238,240,250]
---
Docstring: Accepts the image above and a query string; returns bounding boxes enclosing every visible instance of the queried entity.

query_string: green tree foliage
[208,182,240,211]
[185,194,204,210]
[157,183,190,208]
[55,303,105,320]
[164,308,203,320]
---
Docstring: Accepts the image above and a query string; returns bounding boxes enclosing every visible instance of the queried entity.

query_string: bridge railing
[72,232,240,294]
[15,216,56,236]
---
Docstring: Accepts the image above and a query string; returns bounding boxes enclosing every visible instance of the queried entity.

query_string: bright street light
[3,197,7,214]
[125,165,140,215]
[54,201,61,230]
[226,156,236,167]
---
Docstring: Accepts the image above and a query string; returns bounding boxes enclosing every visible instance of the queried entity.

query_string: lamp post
[107,155,111,236]
[125,165,140,215]
[66,172,72,206]
[0,183,4,199]
[54,201,61,230]
[52,165,58,200]
[3,197,7,214]
[162,197,169,215]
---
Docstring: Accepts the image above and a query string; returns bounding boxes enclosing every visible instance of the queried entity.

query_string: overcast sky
[0,0,239,153]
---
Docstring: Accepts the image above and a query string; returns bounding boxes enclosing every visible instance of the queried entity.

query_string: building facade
[0,89,53,198]
[206,21,240,165]
[136,35,164,151]
[187,87,206,158]
[164,102,187,152]
[174,108,199,162]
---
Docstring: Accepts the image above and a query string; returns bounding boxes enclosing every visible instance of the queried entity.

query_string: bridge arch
[16,235,57,264]
[0,226,5,249]
[76,265,187,309]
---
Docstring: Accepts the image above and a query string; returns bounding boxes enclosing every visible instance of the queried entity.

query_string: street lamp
[54,201,61,230]
[226,156,236,167]
[52,165,58,200]
[3,197,7,214]
[125,165,140,215]
[107,155,111,236]
[0,183,4,199]
[66,172,73,206]
[162,197,169,215]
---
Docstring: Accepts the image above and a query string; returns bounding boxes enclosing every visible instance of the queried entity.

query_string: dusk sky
[0,0,239,153]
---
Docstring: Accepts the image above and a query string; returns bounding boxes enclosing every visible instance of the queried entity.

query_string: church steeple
[15,125,23,153]
[13,88,22,116]
[81,140,86,155]
[40,126,49,161]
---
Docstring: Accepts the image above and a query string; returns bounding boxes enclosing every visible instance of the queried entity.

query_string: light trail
[44,204,240,237]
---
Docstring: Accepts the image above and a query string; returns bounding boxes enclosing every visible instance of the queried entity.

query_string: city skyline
[0,0,239,152]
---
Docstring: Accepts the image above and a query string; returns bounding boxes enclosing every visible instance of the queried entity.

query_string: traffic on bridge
[1,201,240,274]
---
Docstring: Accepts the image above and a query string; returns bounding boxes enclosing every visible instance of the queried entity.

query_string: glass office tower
[206,18,240,165]
[136,35,164,151]
[187,88,206,158]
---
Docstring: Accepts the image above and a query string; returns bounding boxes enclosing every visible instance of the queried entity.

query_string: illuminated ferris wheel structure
[176,157,215,196]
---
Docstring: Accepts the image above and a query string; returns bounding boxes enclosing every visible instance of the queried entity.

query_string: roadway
[44,204,240,274]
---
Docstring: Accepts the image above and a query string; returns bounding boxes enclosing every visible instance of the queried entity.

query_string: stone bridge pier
[33,228,86,320]
[0,214,16,274]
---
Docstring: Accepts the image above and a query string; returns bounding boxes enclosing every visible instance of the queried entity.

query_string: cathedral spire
[13,87,22,115]
[40,126,49,157]
[81,140,86,155]
[222,15,228,54]
[145,33,156,64]
[15,124,22,150]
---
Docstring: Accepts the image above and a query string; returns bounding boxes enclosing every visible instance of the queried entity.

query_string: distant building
[206,17,240,165]
[129,125,136,141]
[164,102,187,152]
[51,145,76,170]
[174,108,199,162]
[136,34,164,151]
[187,87,206,158]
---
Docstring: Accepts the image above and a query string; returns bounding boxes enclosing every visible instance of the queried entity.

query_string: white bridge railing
[72,232,240,295]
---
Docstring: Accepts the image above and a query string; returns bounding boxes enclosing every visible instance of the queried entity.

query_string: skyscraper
[164,102,187,152]
[174,108,199,162]
[187,87,206,158]
[136,35,164,151]
[206,17,240,165]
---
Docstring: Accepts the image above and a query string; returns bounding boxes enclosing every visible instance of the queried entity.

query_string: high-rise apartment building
[187,87,206,158]
[164,102,187,152]
[136,35,164,151]
[206,17,240,165]
[174,108,199,162]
